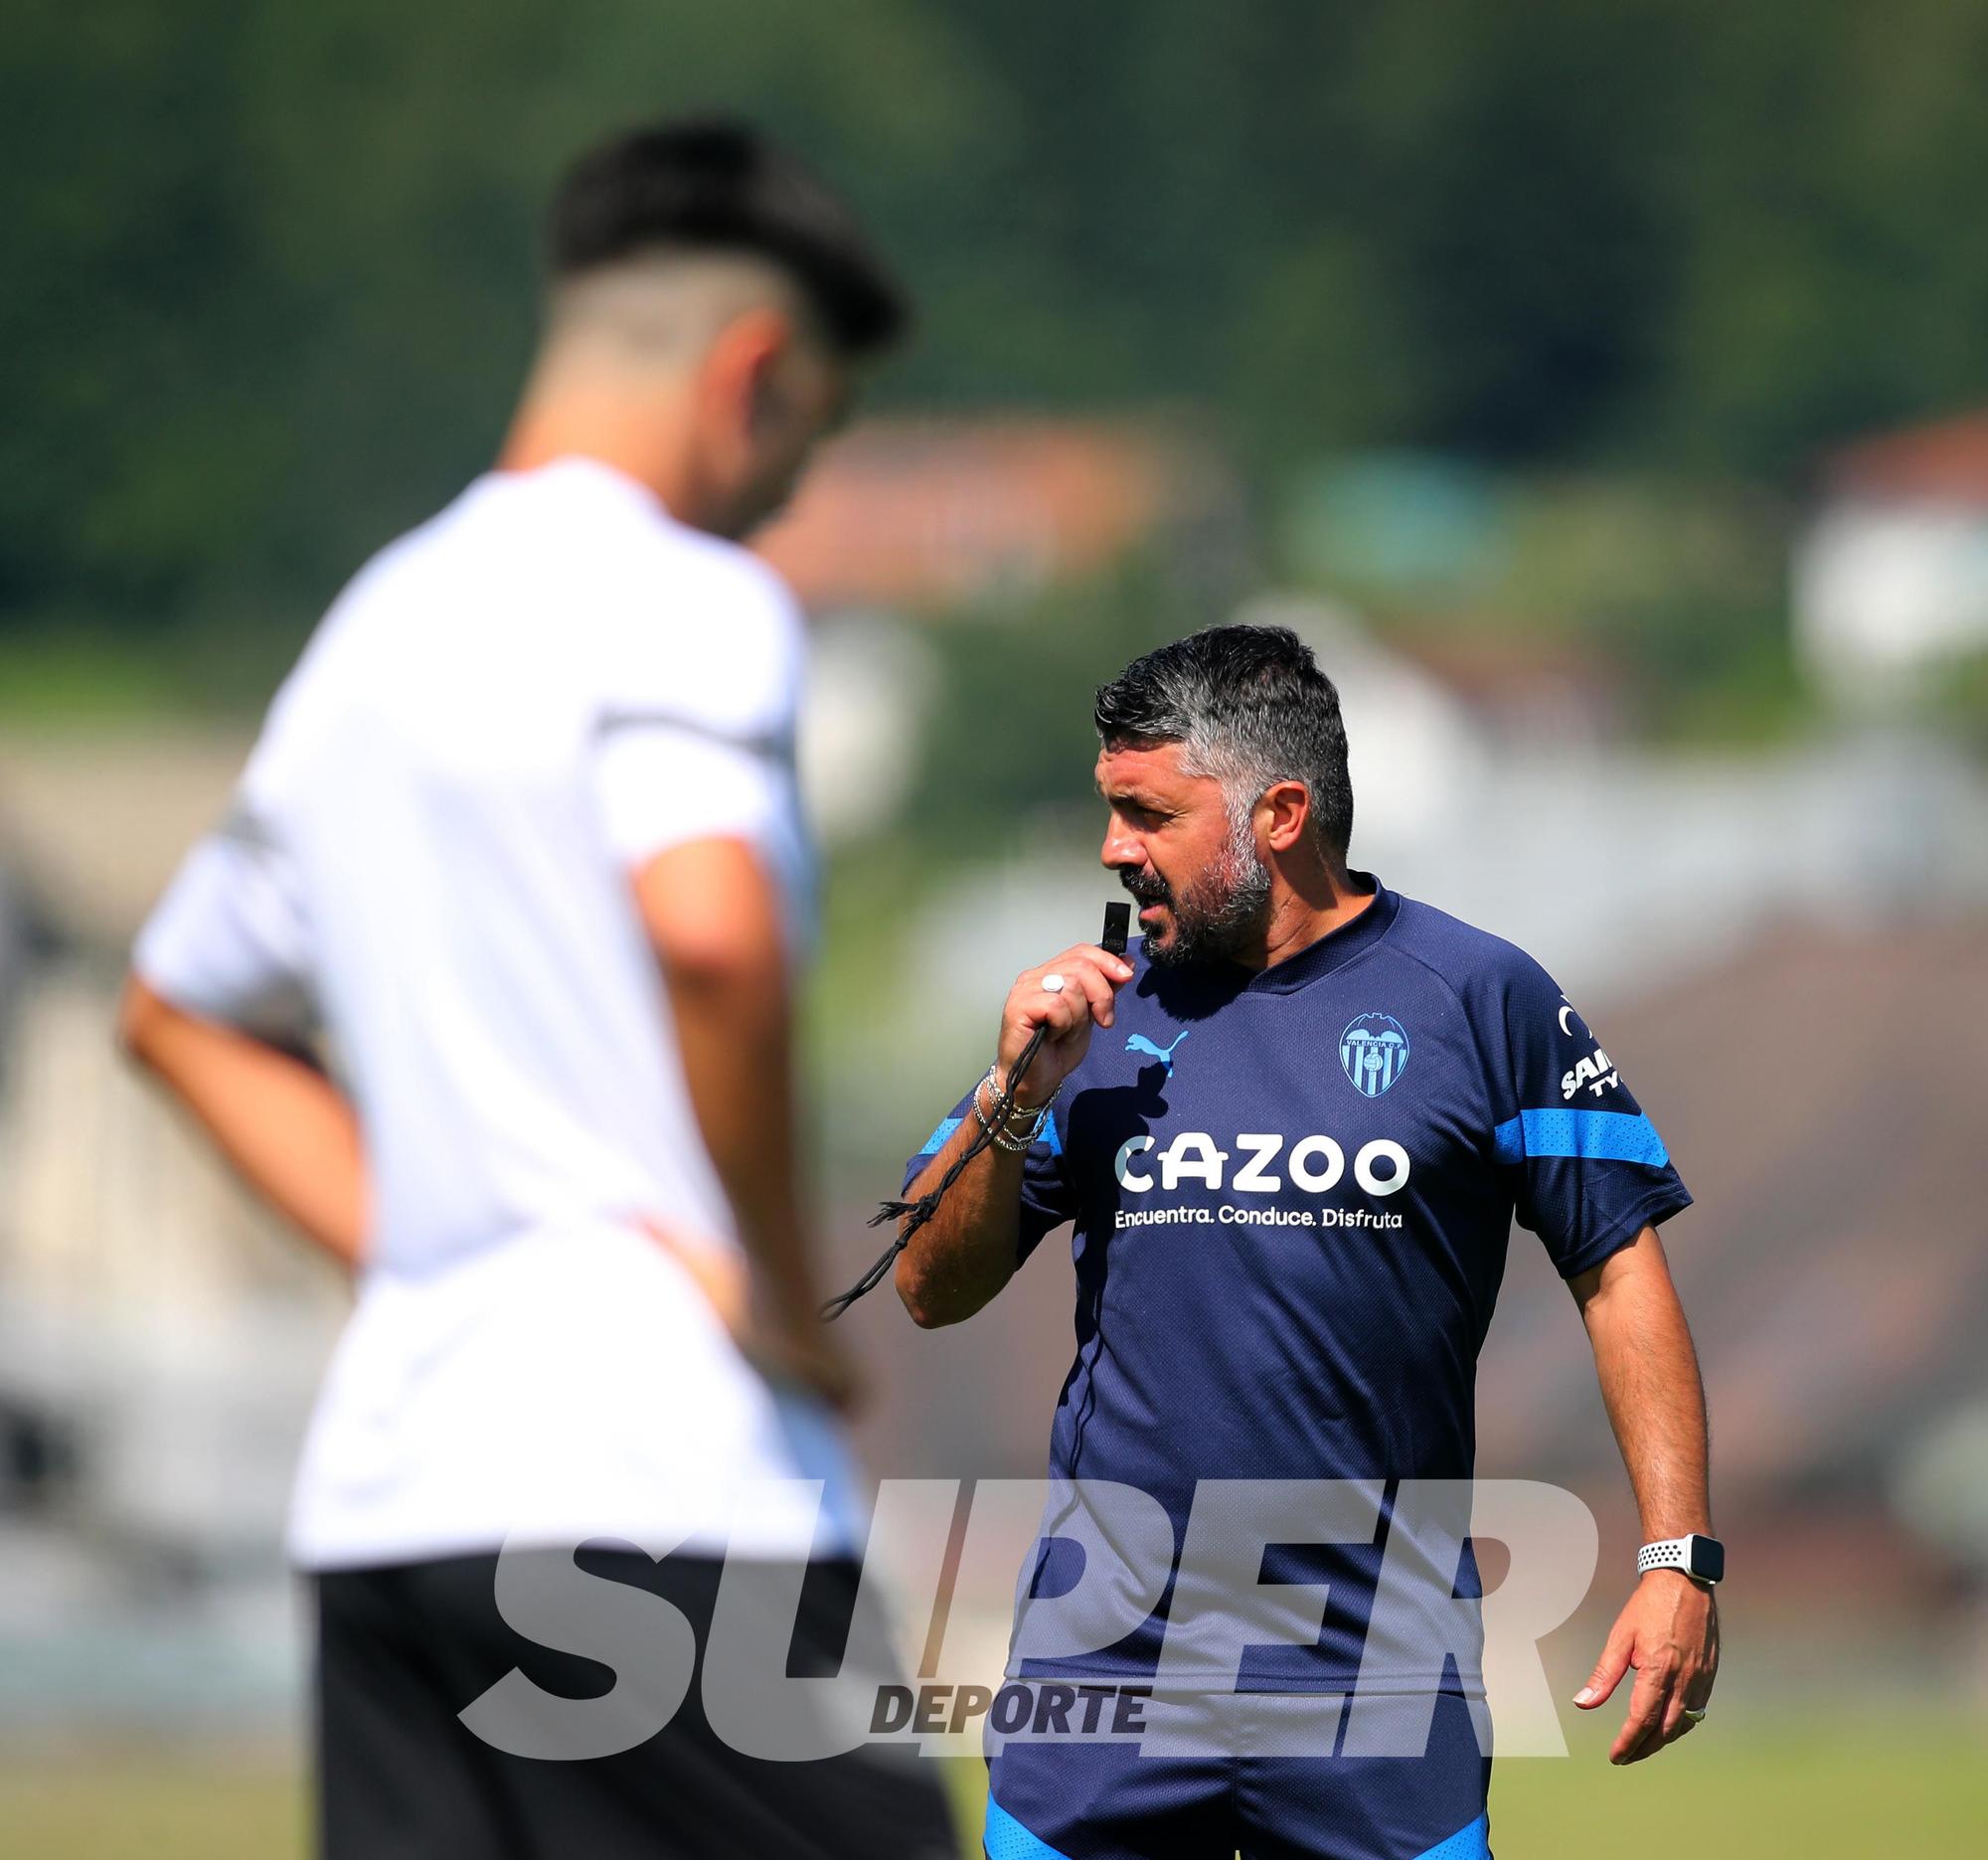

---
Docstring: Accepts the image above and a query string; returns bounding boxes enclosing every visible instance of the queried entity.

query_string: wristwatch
[1637,1534,1724,1586]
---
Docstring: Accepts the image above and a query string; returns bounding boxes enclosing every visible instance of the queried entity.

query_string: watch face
[1688,1535,1725,1583]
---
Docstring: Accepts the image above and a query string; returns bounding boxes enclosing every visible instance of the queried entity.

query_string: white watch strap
[1638,1537,1695,1577]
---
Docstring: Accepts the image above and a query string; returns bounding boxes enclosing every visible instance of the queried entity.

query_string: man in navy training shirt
[897,624,1720,1860]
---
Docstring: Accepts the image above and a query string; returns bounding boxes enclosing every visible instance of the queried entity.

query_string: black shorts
[314,1548,956,1860]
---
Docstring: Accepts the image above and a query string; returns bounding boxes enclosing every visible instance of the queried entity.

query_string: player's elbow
[894,1255,955,1329]
[895,1249,1001,1329]
[895,1268,942,1329]
[655,934,769,1000]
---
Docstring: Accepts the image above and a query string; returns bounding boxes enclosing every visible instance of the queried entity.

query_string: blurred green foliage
[902,557,1208,855]
[8,0,1988,715]
[1289,470,1808,743]
[1933,651,1988,757]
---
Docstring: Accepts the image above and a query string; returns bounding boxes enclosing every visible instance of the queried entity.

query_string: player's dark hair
[1093,623,1356,858]
[547,117,910,357]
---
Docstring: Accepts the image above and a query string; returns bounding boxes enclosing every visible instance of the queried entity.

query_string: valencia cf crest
[1340,1013,1410,1098]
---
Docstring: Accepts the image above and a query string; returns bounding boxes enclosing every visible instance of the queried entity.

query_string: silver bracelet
[991,1061,1067,1128]
[995,1060,1066,1122]
[970,1076,1034,1153]
[975,1066,1057,1153]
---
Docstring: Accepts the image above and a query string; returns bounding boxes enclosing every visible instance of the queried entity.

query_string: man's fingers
[1044,985,1094,1039]
[1609,1663,1672,1765]
[999,992,1086,1101]
[1573,1627,1634,1709]
[1621,1704,1692,1765]
[636,1222,861,1413]
[999,943,1135,1092]
[1045,948,1133,1005]
[745,1330,864,1415]
[1015,983,1085,1039]
[1016,953,1122,1039]
[1581,1589,1714,1764]
[1066,958,1121,1029]
[1658,1677,1703,1744]
[1068,942,1135,988]
[641,1218,749,1337]
[1635,1664,1712,1757]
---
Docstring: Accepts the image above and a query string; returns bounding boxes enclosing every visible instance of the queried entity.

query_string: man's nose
[1100,820,1142,870]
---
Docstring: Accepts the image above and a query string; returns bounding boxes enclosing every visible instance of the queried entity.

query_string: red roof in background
[1395,631,1627,705]
[1823,409,1988,504]
[753,418,1189,614]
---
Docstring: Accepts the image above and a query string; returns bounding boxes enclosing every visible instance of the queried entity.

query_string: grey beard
[1143,838,1272,970]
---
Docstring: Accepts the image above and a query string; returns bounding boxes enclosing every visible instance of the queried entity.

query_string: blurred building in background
[1797,410,1988,705]
[0,734,337,1735]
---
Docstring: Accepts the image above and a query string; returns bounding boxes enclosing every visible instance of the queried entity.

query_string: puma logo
[1125,1030,1190,1077]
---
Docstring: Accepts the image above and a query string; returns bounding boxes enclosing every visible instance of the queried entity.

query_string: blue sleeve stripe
[914,1111,1064,1159]
[1493,1108,1669,1167]
[915,1116,962,1157]
[985,1795,1074,1860]
[1412,1812,1490,1860]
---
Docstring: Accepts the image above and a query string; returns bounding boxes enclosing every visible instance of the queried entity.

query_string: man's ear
[1260,779,1312,853]
[702,308,790,436]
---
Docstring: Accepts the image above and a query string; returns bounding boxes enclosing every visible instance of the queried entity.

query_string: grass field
[1,1715,1979,1857]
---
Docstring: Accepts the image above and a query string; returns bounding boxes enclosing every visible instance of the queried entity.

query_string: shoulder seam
[1384,936,1501,1144]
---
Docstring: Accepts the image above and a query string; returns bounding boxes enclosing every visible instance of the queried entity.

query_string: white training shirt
[134,457,865,1570]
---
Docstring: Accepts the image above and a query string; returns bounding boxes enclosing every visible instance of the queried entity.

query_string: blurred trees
[7,0,1988,681]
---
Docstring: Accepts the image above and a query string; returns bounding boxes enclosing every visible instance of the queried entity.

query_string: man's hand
[996,942,1135,1108]
[892,939,1134,1330]
[1574,1570,1720,1764]
[640,1216,862,1413]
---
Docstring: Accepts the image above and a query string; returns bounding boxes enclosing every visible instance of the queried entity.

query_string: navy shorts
[981,1687,1490,1860]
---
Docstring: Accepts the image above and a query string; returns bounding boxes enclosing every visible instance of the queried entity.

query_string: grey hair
[1092,624,1354,855]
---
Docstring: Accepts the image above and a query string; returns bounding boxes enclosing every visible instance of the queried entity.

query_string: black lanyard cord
[821,903,1128,1324]
[820,1023,1049,1321]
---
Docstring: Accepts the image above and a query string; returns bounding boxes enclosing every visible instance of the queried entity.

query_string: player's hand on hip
[998,943,1135,1108]
[640,1217,864,1413]
[1574,1571,1720,1765]
[746,1306,865,1415]
[642,1216,751,1333]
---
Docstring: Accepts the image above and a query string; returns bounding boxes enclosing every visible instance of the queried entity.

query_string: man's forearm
[663,958,821,1317]
[1574,1227,1712,1538]
[634,837,826,1321]
[1571,1224,1720,1763]
[118,978,367,1268]
[894,1102,1026,1327]
[631,837,854,1407]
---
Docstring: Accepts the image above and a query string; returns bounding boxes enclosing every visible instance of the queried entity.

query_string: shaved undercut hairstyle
[547,117,910,357]
[1093,623,1356,859]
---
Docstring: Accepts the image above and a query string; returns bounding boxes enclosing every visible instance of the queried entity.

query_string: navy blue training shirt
[905,877,1691,1691]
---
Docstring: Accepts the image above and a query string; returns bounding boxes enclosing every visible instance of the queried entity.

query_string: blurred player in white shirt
[121,119,954,1859]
